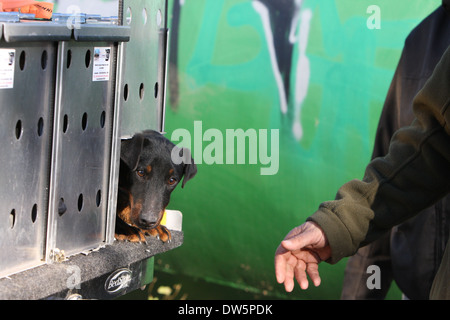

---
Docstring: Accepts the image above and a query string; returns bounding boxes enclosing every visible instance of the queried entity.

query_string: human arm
[310,44,450,263]
[276,45,450,292]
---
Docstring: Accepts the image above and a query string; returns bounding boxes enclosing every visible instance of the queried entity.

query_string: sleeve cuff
[307,206,357,264]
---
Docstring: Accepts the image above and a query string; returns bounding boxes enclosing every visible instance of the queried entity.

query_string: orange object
[0,0,53,19]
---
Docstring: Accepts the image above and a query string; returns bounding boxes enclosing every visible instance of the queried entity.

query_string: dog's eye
[136,170,145,177]
[168,177,177,185]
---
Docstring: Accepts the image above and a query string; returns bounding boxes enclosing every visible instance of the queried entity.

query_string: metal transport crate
[0,21,70,279]
[46,39,119,261]
[0,0,173,293]
[117,0,169,137]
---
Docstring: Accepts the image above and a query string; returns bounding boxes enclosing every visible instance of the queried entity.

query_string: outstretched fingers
[284,255,297,292]
[275,222,329,292]
[293,258,321,290]
[306,262,321,287]
[294,260,309,290]
[275,248,322,291]
[274,246,298,292]
[274,245,288,284]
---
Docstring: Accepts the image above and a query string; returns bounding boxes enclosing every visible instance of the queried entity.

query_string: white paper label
[0,49,15,89]
[92,47,111,82]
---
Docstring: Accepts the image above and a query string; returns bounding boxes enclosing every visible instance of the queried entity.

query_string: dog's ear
[180,148,197,188]
[121,134,144,171]
[170,146,197,188]
[182,162,197,188]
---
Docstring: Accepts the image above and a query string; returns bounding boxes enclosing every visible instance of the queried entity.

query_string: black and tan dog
[115,130,196,243]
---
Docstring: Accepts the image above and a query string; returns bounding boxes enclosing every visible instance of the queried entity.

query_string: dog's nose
[139,217,157,229]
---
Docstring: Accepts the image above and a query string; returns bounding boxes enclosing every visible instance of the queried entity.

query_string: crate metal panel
[2,22,72,42]
[0,42,57,278]
[118,0,168,137]
[46,40,117,259]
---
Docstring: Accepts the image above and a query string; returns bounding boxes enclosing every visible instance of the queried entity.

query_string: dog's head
[118,130,197,230]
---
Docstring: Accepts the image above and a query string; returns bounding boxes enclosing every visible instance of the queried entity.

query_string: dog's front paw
[115,217,148,243]
[115,231,147,243]
[146,225,172,243]
[115,221,147,243]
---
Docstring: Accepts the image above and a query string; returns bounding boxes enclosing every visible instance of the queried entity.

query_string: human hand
[274,221,331,292]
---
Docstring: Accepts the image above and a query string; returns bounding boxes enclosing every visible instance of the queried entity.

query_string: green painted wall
[159,0,441,299]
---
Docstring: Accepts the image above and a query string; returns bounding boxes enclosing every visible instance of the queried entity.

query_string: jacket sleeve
[308,46,450,264]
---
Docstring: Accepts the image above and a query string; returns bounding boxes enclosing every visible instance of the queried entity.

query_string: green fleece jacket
[308,46,450,299]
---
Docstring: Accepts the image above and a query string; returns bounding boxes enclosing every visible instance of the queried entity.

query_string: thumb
[281,233,313,251]
[281,221,325,251]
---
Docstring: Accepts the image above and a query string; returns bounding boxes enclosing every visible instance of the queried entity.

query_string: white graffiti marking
[253,0,313,141]
[292,9,312,141]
